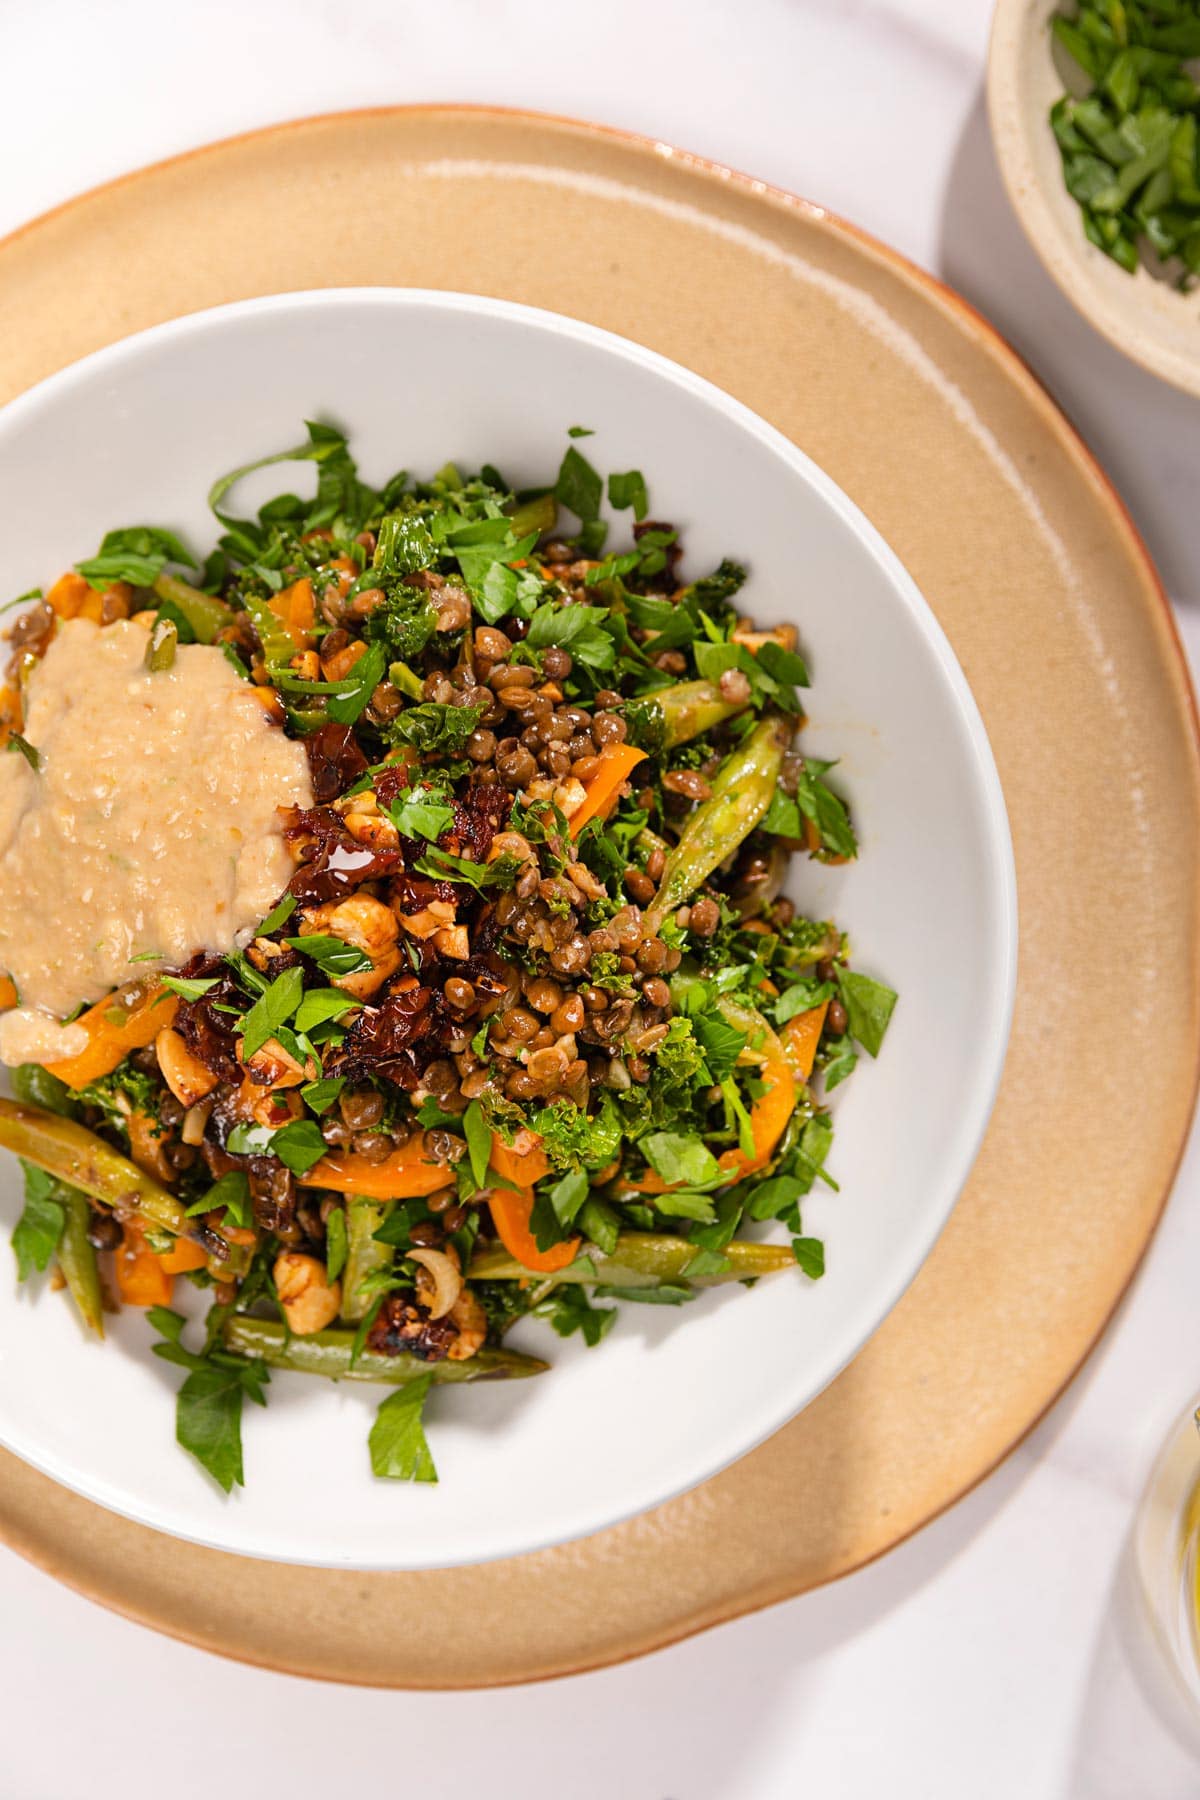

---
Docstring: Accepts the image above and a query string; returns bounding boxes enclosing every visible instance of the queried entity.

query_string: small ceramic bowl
[0,290,1016,1569]
[990,0,1200,396]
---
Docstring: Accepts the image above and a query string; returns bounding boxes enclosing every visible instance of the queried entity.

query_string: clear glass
[1136,1400,1200,1708]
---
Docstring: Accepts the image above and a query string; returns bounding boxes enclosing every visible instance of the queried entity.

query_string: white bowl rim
[0,287,1018,1565]
[988,0,1200,399]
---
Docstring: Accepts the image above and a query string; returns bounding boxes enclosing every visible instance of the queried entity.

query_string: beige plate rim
[0,104,1197,1687]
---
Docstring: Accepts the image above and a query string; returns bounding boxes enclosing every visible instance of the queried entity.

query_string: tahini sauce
[0,618,313,1065]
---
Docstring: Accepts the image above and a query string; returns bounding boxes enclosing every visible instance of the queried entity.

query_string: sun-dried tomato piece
[304,723,369,803]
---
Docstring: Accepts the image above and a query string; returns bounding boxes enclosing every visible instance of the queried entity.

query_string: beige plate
[989,0,1200,397]
[0,107,1198,1688]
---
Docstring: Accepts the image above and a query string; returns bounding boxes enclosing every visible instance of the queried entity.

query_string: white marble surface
[4,1,1200,1794]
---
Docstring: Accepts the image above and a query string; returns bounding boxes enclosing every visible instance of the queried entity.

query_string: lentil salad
[0,425,896,1491]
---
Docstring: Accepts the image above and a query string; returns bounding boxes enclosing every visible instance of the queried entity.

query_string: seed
[529,1026,556,1051]
[353,1133,394,1163]
[367,681,403,722]
[475,626,512,661]
[427,1128,468,1164]
[506,1070,541,1100]
[490,664,536,692]
[348,586,386,618]
[515,863,539,899]
[545,714,574,742]
[460,1068,490,1100]
[643,976,671,1009]
[689,896,721,936]
[564,1059,590,1106]
[528,1045,569,1083]
[542,646,573,678]
[628,1055,651,1083]
[503,1007,540,1043]
[424,1061,460,1102]
[542,742,572,777]
[550,935,589,976]
[827,999,849,1036]
[526,977,564,1014]
[427,1188,454,1214]
[664,947,683,972]
[552,995,586,1034]
[652,650,686,674]
[611,906,644,951]
[582,986,608,1012]
[593,690,622,709]
[467,728,496,763]
[592,711,628,746]
[409,1219,445,1247]
[646,846,666,881]
[663,769,713,801]
[443,1205,468,1232]
[497,745,537,788]
[718,667,752,703]
[625,868,655,905]
[340,1088,385,1129]
[568,732,596,760]
[773,898,796,926]
[86,1211,122,1251]
[636,937,668,974]
[571,753,602,783]
[499,684,541,711]
[445,976,476,1011]
[322,1117,353,1146]
[435,590,473,632]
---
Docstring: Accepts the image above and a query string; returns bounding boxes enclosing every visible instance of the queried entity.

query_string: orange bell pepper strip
[155,1236,209,1275]
[268,576,316,652]
[115,1219,175,1307]
[486,1131,579,1271]
[45,984,177,1090]
[569,743,648,837]
[0,975,17,1011]
[781,1002,829,1085]
[302,1134,454,1199]
[487,1186,579,1274]
[489,1131,551,1187]
[46,572,91,620]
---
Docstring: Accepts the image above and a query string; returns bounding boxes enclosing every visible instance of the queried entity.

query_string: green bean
[645,716,789,931]
[469,1232,793,1287]
[220,1315,549,1384]
[240,593,295,668]
[144,617,178,673]
[509,491,558,540]
[0,1097,191,1241]
[340,1197,391,1323]
[57,1187,104,1337]
[648,679,752,748]
[151,573,232,646]
[387,660,425,701]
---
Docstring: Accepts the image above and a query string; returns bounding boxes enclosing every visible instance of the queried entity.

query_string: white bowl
[990,0,1200,397]
[0,291,1016,1569]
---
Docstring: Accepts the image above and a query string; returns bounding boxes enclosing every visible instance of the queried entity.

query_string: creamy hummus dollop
[0,618,313,1065]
